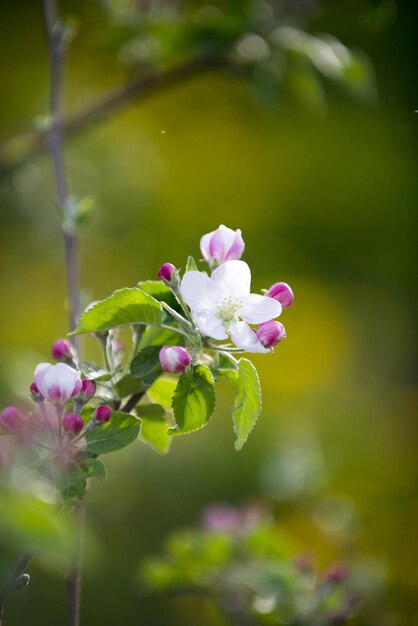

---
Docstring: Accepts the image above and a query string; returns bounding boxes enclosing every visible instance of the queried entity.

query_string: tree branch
[0,53,225,176]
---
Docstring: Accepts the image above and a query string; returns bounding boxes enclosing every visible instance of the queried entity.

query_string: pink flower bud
[256,321,286,348]
[80,379,96,399]
[30,381,43,402]
[63,413,84,434]
[96,405,111,423]
[0,407,24,432]
[158,263,177,284]
[51,338,73,361]
[200,225,245,267]
[159,346,191,374]
[266,282,294,308]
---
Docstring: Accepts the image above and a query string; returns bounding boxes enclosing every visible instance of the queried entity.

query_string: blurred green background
[0,0,416,624]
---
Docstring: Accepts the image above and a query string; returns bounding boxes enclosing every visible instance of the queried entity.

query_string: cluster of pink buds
[157,225,294,354]
[0,337,114,462]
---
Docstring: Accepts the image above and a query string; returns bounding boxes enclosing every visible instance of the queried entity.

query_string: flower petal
[193,311,228,340]
[239,294,282,324]
[180,271,220,312]
[211,260,251,299]
[34,363,52,397]
[200,232,213,262]
[230,321,269,353]
[225,229,245,261]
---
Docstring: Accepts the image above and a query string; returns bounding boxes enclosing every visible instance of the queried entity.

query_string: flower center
[216,297,242,329]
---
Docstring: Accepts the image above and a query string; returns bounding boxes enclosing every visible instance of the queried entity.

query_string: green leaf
[232,359,262,451]
[80,404,95,424]
[73,288,162,335]
[114,375,145,397]
[216,367,239,384]
[215,353,239,383]
[139,326,184,348]
[147,377,177,410]
[136,403,166,418]
[78,360,112,381]
[169,365,215,436]
[131,345,162,381]
[137,280,180,310]
[85,411,140,455]
[140,416,171,454]
[185,256,198,272]
[81,458,107,481]
[189,329,203,349]
[53,465,87,508]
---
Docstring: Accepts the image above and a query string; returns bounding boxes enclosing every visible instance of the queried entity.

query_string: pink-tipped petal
[225,229,245,261]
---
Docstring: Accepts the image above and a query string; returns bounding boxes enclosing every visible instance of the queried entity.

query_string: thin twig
[42,0,79,342]
[121,391,145,413]
[42,2,83,625]
[66,503,84,626]
[0,53,225,176]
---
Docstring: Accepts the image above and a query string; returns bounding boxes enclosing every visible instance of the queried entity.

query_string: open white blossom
[34,362,82,405]
[180,260,281,352]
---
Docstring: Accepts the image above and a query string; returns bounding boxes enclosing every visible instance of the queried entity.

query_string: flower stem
[67,503,84,626]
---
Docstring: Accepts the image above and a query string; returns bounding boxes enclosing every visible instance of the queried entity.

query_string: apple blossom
[200,224,245,267]
[159,346,191,373]
[63,413,84,434]
[34,362,82,405]
[180,260,281,352]
[266,281,294,308]
[256,321,286,348]
[96,405,111,423]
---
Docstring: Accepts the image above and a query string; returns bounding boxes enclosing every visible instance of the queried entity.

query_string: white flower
[200,225,245,267]
[34,362,82,405]
[180,260,281,353]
